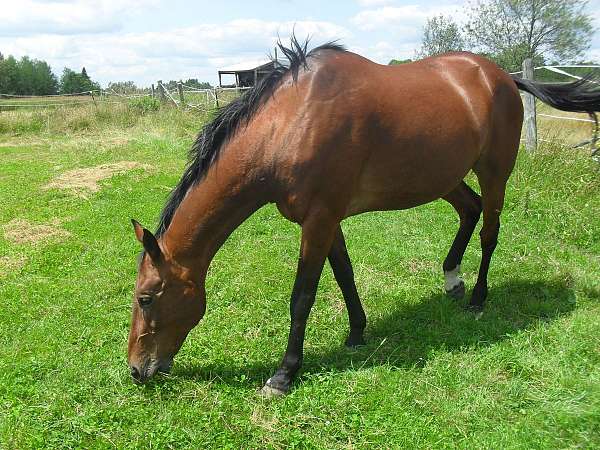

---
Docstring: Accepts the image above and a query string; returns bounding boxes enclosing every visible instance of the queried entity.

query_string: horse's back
[265,50,523,221]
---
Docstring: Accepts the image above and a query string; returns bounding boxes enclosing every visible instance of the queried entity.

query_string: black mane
[155,36,345,237]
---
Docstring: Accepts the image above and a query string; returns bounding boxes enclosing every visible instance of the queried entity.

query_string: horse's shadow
[165,278,580,388]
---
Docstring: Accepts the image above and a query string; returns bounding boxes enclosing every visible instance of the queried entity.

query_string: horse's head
[128,220,205,383]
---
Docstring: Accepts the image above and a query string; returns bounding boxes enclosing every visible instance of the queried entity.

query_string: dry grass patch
[0,254,27,277]
[0,137,49,148]
[2,218,71,245]
[44,161,152,198]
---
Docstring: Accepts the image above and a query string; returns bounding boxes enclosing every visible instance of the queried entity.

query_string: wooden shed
[218,58,283,88]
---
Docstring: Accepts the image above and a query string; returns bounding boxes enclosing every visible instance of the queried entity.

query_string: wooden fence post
[523,58,537,152]
[177,81,185,106]
[157,80,166,102]
[151,84,155,98]
[214,87,219,108]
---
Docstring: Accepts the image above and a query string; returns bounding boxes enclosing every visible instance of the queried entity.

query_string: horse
[128,38,600,396]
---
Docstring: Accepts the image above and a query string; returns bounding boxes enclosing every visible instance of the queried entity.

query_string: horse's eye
[138,296,153,308]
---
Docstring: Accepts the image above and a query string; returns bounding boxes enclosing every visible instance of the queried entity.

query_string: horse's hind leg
[468,172,508,311]
[328,225,366,347]
[442,182,483,299]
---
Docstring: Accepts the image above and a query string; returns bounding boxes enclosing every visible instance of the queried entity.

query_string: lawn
[0,103,599,448]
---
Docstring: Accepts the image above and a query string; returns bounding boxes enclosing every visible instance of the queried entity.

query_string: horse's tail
[511,74,600,113]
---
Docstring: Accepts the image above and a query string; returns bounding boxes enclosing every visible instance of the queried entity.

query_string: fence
[152,81,251,109]
[0,82,251,111]
[513,60,600,157]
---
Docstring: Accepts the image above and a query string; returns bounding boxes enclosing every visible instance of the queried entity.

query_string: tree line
[0,51,215,97]
[392,0,597,75]
[0,53,101,96]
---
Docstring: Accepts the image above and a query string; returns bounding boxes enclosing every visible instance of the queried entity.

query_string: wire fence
[0,83,252,111]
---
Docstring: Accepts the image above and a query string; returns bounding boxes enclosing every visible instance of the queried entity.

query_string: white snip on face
[444,265,463,291]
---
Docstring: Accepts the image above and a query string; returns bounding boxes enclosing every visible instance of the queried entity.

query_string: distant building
[218,58,283,88]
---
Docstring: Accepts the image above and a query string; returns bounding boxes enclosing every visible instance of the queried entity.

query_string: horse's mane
[155,36,346,237]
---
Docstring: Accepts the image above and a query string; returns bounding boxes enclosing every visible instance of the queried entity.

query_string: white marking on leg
[444,265,463,291]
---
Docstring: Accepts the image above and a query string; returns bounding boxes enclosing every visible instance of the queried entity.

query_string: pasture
[1,101,599,448]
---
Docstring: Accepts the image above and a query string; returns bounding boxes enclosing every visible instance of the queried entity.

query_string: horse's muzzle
[129,358,173,384]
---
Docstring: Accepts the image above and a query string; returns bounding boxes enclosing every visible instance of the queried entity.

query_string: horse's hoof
[259,384,288,398]
[445,280,465,300]
[345,331,366,348]
[465,303,484,319]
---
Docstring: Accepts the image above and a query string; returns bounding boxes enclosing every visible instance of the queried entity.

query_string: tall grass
[0,101,212,137]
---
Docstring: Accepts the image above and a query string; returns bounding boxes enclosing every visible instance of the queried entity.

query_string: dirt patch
[44,161,152,197]
[0,254,27,277]
[406,258,436,274]
[2,218,71,245]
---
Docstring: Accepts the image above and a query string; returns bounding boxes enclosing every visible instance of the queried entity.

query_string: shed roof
[218,59,274,73]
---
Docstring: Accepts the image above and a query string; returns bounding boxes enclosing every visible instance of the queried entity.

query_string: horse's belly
[346,139,479,216]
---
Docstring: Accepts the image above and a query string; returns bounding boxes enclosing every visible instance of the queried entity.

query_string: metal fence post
[523,58,538,152]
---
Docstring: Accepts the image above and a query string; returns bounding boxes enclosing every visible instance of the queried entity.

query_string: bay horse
[128,38,600,396]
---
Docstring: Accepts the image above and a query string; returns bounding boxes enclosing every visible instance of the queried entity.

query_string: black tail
[512,74,600,113]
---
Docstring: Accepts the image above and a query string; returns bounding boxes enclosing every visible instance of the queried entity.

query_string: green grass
[0,105,599,449]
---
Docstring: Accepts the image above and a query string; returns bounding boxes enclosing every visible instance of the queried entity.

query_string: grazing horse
[128,38,600,395]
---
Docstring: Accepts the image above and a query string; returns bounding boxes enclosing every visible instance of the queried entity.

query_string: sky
[1,0,599,88]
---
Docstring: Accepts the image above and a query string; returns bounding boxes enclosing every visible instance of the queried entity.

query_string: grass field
[1,102,599,448]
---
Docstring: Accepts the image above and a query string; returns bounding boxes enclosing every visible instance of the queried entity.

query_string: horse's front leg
[261,214,338,397]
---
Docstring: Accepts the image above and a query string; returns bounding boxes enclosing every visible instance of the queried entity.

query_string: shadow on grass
[163,278,576,388]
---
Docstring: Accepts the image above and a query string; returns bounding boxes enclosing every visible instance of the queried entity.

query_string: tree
[388,59,413,65]
[60,68,80,94]
[16,57,58,95]
[418,15,465,58]
[183,78,211,89]
[60,67,100,94]
[0,55,57,95]
[31,59,58,95]
[464,0,594,72]
[108,81,139,95]
[0,56,19,94]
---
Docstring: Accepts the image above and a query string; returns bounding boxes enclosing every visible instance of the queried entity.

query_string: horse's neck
[162,150,268,280]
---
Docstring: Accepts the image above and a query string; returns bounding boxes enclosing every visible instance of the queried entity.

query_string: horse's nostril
[130,366,141,380]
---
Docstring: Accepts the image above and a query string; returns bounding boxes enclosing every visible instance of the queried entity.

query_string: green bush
[128,96,161,114]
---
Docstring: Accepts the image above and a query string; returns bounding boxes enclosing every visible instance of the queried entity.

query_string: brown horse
[128,38,600,395]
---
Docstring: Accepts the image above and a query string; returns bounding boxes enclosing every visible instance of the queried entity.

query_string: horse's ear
[131,219,162,263]
[132,219,144,243]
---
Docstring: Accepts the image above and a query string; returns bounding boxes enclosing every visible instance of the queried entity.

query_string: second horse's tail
[512,74,600,113]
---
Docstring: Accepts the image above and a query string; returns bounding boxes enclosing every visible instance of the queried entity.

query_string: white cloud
[351,4,462,32]
[0,19,351,86]
[356,0,395,6]
[350,40,417,64]
[0,0,157,36]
